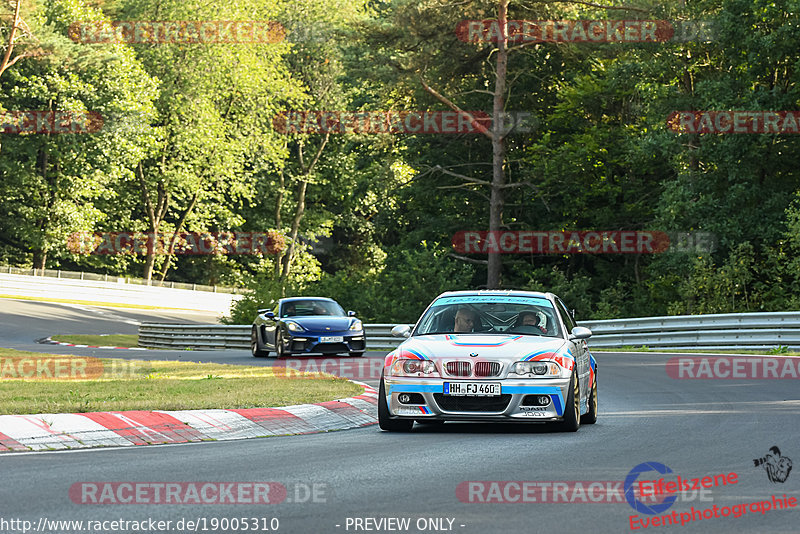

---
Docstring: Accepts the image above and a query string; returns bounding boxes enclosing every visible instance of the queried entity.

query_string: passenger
[516,311,547,334]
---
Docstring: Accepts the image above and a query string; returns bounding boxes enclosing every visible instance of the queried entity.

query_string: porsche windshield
[413,295,562,337]
[281,300,346,317]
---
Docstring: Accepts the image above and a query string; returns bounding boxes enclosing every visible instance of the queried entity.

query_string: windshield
[413,295,562,337]
[281,299,345,317]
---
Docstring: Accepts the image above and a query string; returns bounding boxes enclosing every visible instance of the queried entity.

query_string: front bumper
[384,376,571,421]
[283,331,366,355]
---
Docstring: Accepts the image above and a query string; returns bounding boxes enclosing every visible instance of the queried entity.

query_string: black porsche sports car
[250,297,366,358]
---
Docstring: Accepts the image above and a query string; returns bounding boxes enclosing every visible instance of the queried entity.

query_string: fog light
[536,395,551,406]
[397,393,425,404]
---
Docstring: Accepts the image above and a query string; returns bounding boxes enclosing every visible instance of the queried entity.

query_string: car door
[263,302,280,348]
[555,298,589,402]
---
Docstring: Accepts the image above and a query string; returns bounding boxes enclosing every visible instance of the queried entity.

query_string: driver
[516,311,547,334]
[283,303,296,317]
[453,307,479,333]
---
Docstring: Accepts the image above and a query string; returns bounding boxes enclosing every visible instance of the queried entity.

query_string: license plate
[319,336,344,343]
[443,382,501,396]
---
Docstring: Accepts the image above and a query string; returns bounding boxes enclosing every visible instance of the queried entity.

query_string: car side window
[555,299,577,334]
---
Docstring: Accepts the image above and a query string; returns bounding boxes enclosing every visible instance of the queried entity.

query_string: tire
[349,351,365,357]
[581,370,598,425]
[275,331,285,359]
[378,375,413,432]
[556,371,581,432]
[251,327,269,357]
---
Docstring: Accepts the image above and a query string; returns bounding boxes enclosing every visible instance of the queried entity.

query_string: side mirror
[391,324,411,338]
[347,310,357,317]
[264,310,275,319]
[569,326,592,340]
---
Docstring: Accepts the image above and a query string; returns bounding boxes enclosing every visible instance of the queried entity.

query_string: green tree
[0,0,158,268]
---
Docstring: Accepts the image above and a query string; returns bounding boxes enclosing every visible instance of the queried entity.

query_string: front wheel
[556,371,581,432]
[378,376,413,432]
[581,371,598,425]
[251,327,269,357]
[275,331,285,358]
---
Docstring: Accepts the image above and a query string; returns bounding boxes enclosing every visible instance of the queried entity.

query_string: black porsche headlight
[286,321,305,332]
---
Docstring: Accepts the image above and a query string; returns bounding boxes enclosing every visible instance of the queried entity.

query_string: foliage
[3,0,800,321]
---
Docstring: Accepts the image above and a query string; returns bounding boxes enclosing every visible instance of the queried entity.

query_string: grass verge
[51,334,141,347]
[0,348,362,414]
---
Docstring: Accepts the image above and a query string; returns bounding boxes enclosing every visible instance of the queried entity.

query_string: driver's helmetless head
[454,307,478,332]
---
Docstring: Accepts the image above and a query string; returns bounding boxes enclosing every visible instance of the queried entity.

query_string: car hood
[394,333,569,362]
[285,316,356,332]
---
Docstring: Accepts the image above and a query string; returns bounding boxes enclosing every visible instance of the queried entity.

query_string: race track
[1,299,798,534]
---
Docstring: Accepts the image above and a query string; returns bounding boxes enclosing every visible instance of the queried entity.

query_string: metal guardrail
[139,324,251,350]
[139,312,800,351]
[580,312,800,350]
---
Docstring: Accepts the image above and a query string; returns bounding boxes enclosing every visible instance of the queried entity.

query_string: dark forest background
[1,0,799,322]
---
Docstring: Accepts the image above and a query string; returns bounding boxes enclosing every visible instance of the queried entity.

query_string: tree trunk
[32,250,46,270]
[0,0,21,79]
[277,134,329,282]
[157,191,199,282]
[142,251,156,282]
[274,167,285,277]
[486,0,509,289]
[280,180,307,279]
[137,163,169,283]
[32,147,53,272]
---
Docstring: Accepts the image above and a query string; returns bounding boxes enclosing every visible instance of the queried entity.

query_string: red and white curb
[41,336,148,350]
[0,383,377,452]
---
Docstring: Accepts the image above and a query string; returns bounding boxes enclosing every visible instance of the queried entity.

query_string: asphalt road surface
[1,298,799,534]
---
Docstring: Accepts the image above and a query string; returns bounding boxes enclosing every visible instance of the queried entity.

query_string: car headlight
[286,321,304,332]
[390,359,438,377]
[511,361,561,377]
[349,319,363,331]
